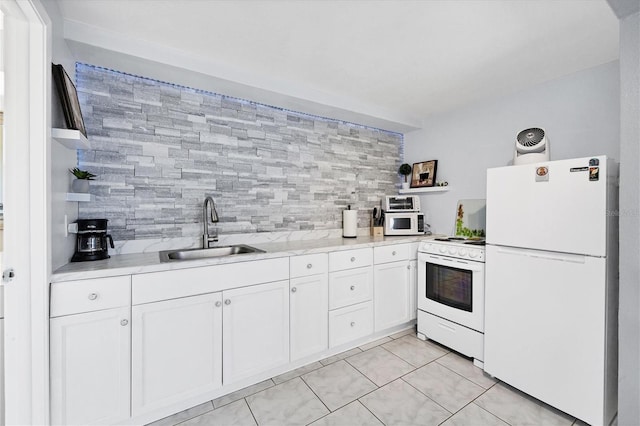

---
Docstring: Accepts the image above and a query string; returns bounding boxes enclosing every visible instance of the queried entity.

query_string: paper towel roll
[343,210,358,238]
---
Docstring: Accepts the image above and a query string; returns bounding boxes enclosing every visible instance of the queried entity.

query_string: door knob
[120,319,129,326]
[224,299,231,305]
[215,301,222,307]
[291,287,297,293]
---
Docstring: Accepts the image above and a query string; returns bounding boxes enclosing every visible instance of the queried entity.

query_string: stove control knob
[448,247,457,255]
[458,248,467,257]
[469,250,478,258]
[439,247,447,253]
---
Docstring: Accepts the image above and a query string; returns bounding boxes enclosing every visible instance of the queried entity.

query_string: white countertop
[52,234,437,283]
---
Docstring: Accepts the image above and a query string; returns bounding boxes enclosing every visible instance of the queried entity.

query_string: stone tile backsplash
[76,63,403,241]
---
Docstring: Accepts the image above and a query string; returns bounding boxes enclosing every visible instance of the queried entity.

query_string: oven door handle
[419,253,483,271]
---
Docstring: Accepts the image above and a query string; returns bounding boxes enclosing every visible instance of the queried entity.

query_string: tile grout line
[242,397,261,426]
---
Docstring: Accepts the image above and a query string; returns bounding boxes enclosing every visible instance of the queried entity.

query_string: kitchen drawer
[374,243,412,264]
[329,248,373,272]
[329,301,373,348]
[329,267,373,309]
[290,253,328,278]
[417,310,483,361]
[51,275,131,318]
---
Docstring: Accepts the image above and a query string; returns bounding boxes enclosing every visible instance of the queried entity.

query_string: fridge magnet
[410,160,438,188]
[52,63,87,137]
[535,166,549,182]
[589,167,600,181]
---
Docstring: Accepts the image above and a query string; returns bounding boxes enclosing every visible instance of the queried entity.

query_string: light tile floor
[149,328,583,426]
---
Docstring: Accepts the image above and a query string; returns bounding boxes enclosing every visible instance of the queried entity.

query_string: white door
[50,307,131,426]
[223,280,289,384]
[131,293,223,417]
[484,245,607,425]
[2,1,50,424]
[290,274,328,361]
[486,155,608,256]
[374,261,411,332]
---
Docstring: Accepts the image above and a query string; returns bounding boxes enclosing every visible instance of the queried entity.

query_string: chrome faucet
[202,196,219,248]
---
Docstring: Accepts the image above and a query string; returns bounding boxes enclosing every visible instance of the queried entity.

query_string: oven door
[417,252,485,332]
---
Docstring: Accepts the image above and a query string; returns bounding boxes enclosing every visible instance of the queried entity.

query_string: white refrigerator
[484,155,618,426]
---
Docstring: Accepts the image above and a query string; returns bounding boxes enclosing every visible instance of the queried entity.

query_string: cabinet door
[290,274,328,361]
[409,260,417,320]
[131,293,222,417]
[50,307,131,426]
[374,260,412,332]
[223,280,289,384]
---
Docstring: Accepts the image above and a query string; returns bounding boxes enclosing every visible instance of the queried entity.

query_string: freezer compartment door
[484,245,608,425]
[486,156,608,256]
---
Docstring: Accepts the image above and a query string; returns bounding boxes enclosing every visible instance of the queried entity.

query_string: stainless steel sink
[159,244,265,262]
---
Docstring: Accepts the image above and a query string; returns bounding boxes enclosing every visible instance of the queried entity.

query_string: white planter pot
[72,179,90,193]
[401,182,410,190]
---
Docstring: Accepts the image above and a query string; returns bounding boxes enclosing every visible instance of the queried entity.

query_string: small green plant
[398,163,412,183]
[69,167,96,180]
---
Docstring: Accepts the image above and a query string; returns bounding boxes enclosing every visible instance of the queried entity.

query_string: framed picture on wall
[410,160,438,188]
[52,63,87,137]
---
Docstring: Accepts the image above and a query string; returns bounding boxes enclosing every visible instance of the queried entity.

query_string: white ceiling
[56,0,619,132]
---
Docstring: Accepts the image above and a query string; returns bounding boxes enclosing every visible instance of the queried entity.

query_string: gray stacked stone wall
[76,63,403,241]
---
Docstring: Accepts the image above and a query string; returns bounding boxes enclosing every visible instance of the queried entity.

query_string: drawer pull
[350,257,356,262]
[224,299,231,305]
[291,287,297,293]
[350,285,355,291]
[350,321,356,327]
[120,319,128,326]
[88,293,98,301]
[392,251,397,256]
[306,263,313,269]
[215,301,222,307]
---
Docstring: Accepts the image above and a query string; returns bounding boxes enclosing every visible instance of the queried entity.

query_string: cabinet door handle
[392,251,397,256]
[306,263,313,269]
[407,265,411,270]
[88,293,98,301]
[350,285,355,291]
[350,257,356,262]
[224,299,231,305]
[291,287,297,293]
[120,319,128,326]
[215,301,222,307]
[350,322,356,327]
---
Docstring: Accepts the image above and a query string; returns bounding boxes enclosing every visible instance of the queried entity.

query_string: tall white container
[342,210,357,238]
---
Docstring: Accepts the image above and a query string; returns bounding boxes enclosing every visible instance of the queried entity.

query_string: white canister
[343,209,358,238]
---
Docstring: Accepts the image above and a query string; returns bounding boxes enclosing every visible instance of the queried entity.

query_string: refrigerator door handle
[496,247,586,264]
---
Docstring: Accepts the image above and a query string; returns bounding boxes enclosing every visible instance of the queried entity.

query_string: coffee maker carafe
[71,219,115,262]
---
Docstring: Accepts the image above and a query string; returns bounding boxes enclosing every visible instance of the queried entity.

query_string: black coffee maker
[71,219,115,262]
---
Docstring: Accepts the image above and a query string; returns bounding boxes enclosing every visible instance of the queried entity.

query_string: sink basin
[159,244,265,262]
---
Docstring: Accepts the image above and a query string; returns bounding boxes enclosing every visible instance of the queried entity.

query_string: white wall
[404,61,620,234]
[617,10,640,426]
[40,0,79,270]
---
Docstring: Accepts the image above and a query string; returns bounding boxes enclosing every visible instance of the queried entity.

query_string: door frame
[1,0,51,424]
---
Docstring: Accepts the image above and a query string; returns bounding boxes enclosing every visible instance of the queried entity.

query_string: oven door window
[426,262,472,312]
[391,217,412,230]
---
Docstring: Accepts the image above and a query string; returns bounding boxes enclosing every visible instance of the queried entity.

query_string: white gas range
[416,238,486,368]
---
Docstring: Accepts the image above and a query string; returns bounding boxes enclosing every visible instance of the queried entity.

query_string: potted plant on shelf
[69,167,96,193]
[398,163,412,190]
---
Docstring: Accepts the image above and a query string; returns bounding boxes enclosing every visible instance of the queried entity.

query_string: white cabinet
[131,293,223,417]
[290,253,328,361]
[373,244,417,332]
[223,280,290,384]
[374,260,412,331]
[328,248,374,348]
[50,307,131,426]
[50,276,132,426]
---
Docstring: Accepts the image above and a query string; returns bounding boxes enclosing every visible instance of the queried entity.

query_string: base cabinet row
[50,244,418,425]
